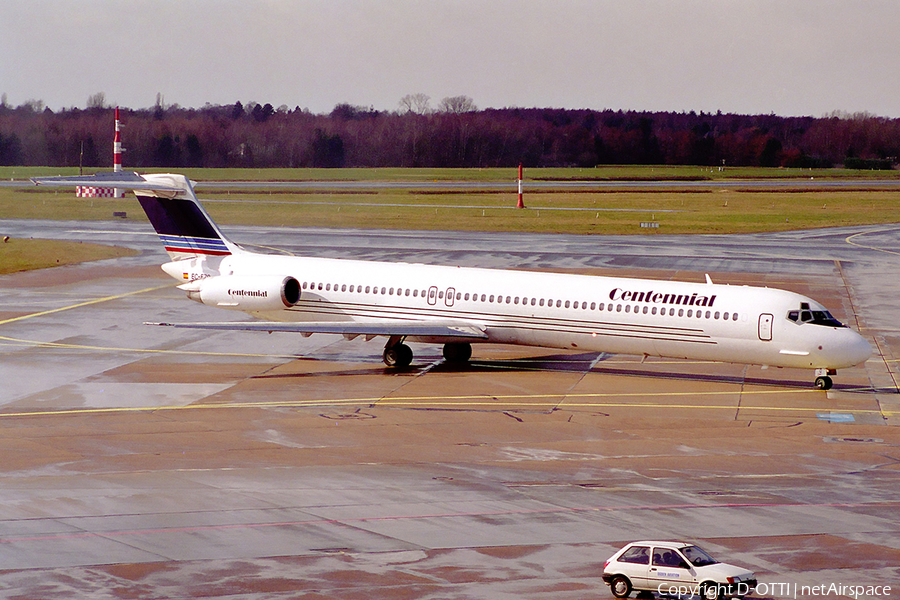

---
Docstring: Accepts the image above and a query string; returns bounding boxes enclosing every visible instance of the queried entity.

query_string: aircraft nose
[849,331,873,366]
[822,328,872,368]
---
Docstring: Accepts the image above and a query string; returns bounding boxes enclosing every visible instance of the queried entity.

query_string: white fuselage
[206,251,871,371]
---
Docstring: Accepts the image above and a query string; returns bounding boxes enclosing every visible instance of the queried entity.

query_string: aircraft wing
[145,319,489,341]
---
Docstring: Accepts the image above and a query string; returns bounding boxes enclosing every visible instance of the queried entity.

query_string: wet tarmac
[0,219,898,599]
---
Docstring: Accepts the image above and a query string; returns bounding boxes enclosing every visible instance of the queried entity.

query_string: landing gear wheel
[815,375,833,390]
[383,343,413,368]
[609,575,632,599]
[442,342,472,363]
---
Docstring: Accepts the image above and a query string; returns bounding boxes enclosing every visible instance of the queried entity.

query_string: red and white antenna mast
[517,163,525,208]
[113,106,124,197]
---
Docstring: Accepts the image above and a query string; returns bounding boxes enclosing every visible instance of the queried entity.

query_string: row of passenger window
[304,281,428,297]
[301,281,739,322]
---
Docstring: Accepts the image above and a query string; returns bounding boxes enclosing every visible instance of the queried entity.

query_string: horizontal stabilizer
[145,319,489,340]
[32,172,185,193]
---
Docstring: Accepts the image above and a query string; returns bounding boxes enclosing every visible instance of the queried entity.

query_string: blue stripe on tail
[136,195,232,257]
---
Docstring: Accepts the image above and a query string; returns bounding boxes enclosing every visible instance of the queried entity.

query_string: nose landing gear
[814,368,836,390]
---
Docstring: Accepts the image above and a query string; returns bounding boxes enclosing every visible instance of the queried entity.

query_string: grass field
[3,164,900,182]
[0,238,139,275]
[4,185,900,236]
[1,166,899,236]
[2,166,898,273]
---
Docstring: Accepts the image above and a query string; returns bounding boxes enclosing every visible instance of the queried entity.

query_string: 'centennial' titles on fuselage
[609,287,716,308]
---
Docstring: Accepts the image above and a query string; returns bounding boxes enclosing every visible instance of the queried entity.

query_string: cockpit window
[787,306,845,327]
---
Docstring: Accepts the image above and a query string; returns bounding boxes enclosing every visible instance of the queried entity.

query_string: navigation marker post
[517,164,525,208]
[76,107,125,199]
[113,106,125,198]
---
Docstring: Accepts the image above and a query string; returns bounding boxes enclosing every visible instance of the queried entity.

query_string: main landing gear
[442,342,472,364]
[814,368,835,390]
[382,339,473,368]
[382,337,413,368]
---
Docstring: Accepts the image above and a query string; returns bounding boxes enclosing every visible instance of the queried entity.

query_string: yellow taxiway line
[0,284,172,327]
[845,229,900,257]
[1,389,895,419]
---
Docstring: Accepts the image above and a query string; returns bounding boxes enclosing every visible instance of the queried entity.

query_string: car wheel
[609,575,632,599]
[700,582,720,600]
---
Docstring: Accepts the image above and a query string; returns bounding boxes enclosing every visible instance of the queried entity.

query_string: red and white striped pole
[517,163,525,208]
[113,106,124,197]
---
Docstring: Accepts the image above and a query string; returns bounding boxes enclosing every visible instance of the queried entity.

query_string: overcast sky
[2,0,898,117]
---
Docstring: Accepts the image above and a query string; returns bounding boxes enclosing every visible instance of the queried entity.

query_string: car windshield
[680,545,719,567]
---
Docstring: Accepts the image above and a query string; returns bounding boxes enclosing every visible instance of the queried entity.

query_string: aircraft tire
[384,343,413,368]
[442,342,472,363]
[815,375,833,390]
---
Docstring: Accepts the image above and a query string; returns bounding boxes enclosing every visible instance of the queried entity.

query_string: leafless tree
[438,95,476,114]
[398,93,432,115]
[87,92,107,109]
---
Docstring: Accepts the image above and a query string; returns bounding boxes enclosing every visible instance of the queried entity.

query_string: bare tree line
[1,93,898,170]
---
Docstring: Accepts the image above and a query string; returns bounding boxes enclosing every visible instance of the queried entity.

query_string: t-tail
[32,171,244,280]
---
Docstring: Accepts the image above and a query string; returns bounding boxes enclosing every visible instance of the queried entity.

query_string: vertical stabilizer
[31,171,243,263]
[134,174,239,260]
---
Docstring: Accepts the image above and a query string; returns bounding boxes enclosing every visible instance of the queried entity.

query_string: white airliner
[33,172,872,390]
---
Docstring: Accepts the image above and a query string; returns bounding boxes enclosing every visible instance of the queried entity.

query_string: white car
[602,541,757,600]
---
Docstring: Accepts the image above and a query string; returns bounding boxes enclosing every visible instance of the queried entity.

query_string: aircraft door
[427,286,438,306]
[445,287,456,307]
[758,313,773,341]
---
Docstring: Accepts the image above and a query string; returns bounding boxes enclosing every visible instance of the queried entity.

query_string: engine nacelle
[185,275,301,311]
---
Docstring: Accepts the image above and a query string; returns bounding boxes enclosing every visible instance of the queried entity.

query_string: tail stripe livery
[157,233,231,256]
[137,196,231,256]
[32,172,236,260]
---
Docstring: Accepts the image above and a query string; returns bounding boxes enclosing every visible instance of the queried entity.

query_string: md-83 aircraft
[33,172,872,390]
